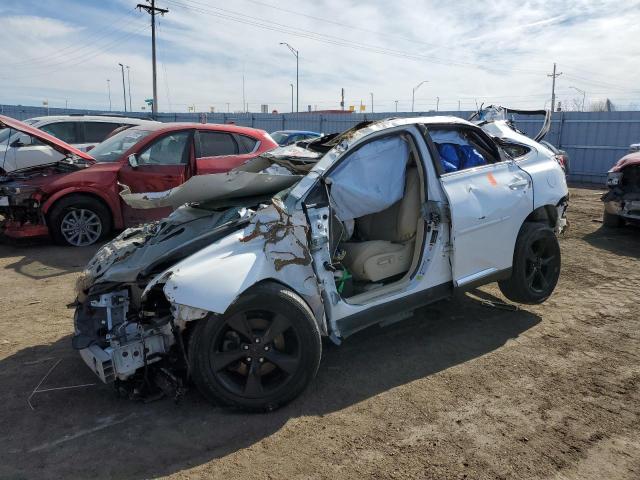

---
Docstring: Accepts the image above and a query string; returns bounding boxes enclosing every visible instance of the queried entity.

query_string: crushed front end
[0,162,87,239]
[602,157,640,223]
[71,205,250,397]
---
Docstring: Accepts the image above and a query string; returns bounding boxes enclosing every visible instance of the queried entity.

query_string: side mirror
[127,153,139,169]
[12,133,33,147]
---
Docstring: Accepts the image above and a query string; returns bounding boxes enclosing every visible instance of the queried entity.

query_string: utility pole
[118,63,127,112]
[107,79,112,111]
[226,102,230,113]
[280,42,299,112]
[126,65,132,112]
[341,88,345,111]
[242,73,246,113]
[370,92,374,113]
[137,0,168,117]
[547,62,562,112]
[395,100,398,112]
[458,100,461,112]
[436,96,440,112]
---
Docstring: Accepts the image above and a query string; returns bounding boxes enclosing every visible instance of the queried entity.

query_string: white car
[0,115,158,173]
[73,113,568,411]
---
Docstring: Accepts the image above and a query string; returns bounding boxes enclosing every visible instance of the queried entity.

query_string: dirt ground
[0,186,638,480]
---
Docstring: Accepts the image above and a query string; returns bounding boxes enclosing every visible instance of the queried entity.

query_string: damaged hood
[77,205,251,294]
[0,115,94,161]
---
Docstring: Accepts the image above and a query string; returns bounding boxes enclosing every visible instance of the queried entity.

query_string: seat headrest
[357,167,421,242]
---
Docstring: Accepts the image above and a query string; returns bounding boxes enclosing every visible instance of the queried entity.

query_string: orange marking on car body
[487,173,498,186]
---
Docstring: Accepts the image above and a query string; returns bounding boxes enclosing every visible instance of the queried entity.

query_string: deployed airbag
[327,136,408,221]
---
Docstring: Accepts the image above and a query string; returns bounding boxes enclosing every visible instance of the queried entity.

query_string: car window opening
[429,128,493,173]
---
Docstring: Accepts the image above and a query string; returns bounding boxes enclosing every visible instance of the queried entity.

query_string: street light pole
[436,96,440,112]
[370,92,374,113]
[118,63,127,112]
[126,65,132,112]
[395,100,398,112]
[412,80,428,113]
[280,42,299,112]
[290,83,294,113]
[569,86,586,112]
[107,79,112,111]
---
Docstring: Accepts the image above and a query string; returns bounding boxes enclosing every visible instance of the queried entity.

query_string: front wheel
[48,195,111,247]
[498,223,561,305]
[188,282,322,411]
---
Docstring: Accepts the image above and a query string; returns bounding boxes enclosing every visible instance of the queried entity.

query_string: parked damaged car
[73,114,569,411]
[601,151,640,226]
[0,115,277,245]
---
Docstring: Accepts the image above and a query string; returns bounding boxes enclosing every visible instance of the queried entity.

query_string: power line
[164,0,546,76]
[0,25,150,80]
[4,10,143,69]
[238,0,447,51]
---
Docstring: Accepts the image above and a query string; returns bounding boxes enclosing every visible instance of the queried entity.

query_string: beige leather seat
[341,167,421,282]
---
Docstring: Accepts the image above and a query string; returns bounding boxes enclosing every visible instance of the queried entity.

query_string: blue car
[270,130,321,146]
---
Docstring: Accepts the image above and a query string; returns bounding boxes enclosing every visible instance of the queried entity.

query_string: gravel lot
[0,186,638,480]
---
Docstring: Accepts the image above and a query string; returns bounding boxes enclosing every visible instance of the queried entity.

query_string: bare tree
[589,98,616,112]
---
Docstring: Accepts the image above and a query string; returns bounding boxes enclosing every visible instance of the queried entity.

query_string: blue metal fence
[2,104,639,184]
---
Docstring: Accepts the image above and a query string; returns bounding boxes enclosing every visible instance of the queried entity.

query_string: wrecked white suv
[73,114,568,411]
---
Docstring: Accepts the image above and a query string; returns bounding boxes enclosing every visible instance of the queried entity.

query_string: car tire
[603,210,624,228]
[188,282,322,411]
[48,194,111,247]
[498,222,561,305]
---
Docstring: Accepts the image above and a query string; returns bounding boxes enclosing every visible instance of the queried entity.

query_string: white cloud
[0,0,639,112]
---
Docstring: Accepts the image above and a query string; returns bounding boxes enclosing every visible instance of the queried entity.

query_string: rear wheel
[498,223,561,305]
[48,195,111,247]
[603,210,624,228]
[188,282,322,411]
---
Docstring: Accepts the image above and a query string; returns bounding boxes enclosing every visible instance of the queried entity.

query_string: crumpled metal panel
[120,171,301,210]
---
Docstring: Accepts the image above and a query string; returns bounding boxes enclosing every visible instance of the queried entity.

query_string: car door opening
[324,133,427,300]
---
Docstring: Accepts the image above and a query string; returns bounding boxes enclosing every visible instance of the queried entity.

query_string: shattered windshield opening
[90,128,154,162]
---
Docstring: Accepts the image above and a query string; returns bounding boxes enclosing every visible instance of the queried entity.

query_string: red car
[0,116,277,246]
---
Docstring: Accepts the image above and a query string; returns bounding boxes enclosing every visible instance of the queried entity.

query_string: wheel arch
[523,204,558,228]
[242,278,328,336]
[43,188,120,230]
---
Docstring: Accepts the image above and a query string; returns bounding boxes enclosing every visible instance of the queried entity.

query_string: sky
[0,0,639,113]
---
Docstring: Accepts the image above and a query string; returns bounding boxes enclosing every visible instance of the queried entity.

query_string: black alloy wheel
[499,223,561,304]
[189,282,321,411]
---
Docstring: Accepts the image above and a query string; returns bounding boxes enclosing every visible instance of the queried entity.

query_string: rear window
[196,131,238,157]
[236,134,258,153]
[502,142,532,158]
[39,122,79,144]
[84,122,125,143]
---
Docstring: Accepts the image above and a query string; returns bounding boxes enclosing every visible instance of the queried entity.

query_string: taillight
[554,154,566,171]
